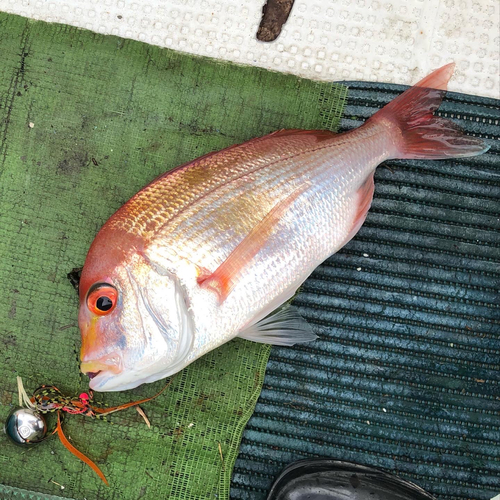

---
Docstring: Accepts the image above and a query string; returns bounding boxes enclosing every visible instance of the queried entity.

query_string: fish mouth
[86,370,110,391]
[81,353,122,378]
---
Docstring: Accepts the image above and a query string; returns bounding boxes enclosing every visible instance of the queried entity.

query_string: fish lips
[81,353,123,389]
[87,371,110,390]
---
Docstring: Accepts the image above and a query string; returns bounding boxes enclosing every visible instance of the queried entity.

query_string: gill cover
[124,262,194,383]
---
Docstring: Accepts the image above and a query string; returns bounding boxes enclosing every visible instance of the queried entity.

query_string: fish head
[79,248,193,392]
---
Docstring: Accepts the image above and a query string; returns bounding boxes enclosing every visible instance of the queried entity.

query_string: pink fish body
[78,64,488,391]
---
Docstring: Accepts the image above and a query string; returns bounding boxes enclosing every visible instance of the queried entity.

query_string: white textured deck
[1,0,498,98]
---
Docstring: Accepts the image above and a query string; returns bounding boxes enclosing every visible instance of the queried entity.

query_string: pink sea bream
[77,63,489,392]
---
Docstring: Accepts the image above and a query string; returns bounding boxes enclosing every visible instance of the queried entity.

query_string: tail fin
[368,63,489,160]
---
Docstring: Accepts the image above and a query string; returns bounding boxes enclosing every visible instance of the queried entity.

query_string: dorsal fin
[270,128,336,142]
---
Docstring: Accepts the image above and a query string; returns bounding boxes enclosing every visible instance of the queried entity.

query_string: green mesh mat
[232,86,500,499]
[0,13,346,500]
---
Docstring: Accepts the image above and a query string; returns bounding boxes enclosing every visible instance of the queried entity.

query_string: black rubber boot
[266,459,435,500]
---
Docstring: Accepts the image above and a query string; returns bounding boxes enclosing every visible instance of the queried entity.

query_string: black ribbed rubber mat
[230,83,500,500]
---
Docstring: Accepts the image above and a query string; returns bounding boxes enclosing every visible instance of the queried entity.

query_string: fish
[78,63,489,392]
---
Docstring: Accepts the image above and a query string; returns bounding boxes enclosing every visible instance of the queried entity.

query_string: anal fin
[342,173,375,247]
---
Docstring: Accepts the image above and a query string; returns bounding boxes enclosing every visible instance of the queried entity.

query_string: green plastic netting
[0,13,346,500]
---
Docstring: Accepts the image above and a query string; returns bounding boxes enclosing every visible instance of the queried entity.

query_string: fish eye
[87,283,118,316]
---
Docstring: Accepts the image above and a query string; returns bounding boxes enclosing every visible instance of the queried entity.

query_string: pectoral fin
[197,184,308,303]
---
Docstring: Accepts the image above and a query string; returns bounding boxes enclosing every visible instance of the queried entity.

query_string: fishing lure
[5,377,171,485]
